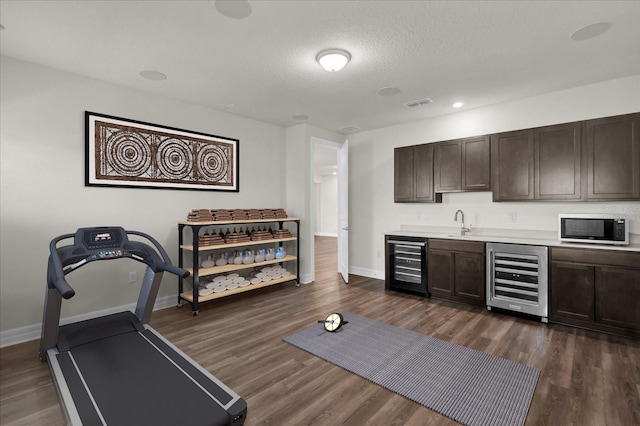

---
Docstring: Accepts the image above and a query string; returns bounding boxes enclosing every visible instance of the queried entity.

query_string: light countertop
[386,226,640,252]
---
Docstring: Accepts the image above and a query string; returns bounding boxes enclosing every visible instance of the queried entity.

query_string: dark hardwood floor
[1,236,638,425]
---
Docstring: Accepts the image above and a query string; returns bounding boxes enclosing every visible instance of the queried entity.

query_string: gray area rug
[283,312,539,426]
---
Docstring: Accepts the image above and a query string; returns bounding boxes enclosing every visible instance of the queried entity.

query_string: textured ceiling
[1,1,639,134]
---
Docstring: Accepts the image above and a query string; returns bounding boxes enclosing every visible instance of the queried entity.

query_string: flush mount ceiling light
[570,22,612,41]
[316,49,351,72]
[452,102,464,108]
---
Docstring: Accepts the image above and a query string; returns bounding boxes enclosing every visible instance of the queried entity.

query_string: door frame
[309,136,347,283]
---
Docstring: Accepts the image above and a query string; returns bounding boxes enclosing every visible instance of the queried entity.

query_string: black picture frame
[85,111,239,192]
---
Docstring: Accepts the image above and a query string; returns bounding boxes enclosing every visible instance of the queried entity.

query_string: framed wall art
[85,111,239,192]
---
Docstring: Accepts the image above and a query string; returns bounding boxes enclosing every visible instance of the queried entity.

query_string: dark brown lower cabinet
[595,266,640,330]
[428,239,485,306]
[550,247,640,338]
[550,261,594,322]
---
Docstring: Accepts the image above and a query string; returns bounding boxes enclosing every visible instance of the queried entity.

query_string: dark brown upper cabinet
[491,130,534,201]
[534,122,582,200]
[585,113,640,200]
[434,140,460,192]
[394,146,415,202]
[394,144,442,203]
[434,136,491,192]
[396,112,639,203]
[493,116,637,202]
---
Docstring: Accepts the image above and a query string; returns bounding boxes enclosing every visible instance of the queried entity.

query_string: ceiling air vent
[340,125,361,133]
[404,98,433,108]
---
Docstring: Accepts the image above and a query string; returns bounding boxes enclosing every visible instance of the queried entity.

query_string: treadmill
[40,226,247,426]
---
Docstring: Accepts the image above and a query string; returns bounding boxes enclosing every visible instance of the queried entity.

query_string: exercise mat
[283,312,539,426]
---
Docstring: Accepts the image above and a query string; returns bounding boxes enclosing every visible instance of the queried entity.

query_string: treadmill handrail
[48,233,76,299]
[126,230,189,278]
[47,229,190,299]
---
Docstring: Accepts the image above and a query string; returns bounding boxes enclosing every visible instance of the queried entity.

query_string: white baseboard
[299,273,313,284]
[349,266,385,280]
[3,269,384,347]
[314,232,338,237]
[0,294,178,348]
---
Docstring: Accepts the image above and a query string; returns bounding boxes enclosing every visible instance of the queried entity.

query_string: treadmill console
[76,227,127,250]
[56,226,168,275]
[95,249,124,259]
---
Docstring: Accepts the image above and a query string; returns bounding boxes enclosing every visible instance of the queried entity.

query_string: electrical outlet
[129,271,137,283]
[508,213,517,223]
[418,212,428,220]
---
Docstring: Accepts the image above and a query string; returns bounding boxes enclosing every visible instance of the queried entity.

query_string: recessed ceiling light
[225,103,236,109]
[316,49,351,72]
[378,87,401,97]
[452,102,464,108]
[215,0,252,19]
[292,115,309,121]
[139,70,167,81]
[340,125,361,133]
[570,22,612,41]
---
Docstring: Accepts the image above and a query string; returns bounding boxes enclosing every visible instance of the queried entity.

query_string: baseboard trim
[299,273,313,284]
[3,269,385,347]
[349,266,384,280]
[314,232,338,238]
[0,294,178,348]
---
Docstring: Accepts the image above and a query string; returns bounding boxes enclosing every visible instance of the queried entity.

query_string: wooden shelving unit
[177,217,300,315]
[179,275,296,304]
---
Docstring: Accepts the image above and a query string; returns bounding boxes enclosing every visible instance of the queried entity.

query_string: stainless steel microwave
[558,214,628,245]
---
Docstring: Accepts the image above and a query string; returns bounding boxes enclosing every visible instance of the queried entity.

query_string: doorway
[313,144,338,279]
[310,137,347,283]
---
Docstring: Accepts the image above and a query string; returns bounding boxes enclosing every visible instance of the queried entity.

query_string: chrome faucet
[454,210,471,236]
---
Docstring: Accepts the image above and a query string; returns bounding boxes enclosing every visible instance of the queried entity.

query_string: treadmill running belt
[66,331,231,426]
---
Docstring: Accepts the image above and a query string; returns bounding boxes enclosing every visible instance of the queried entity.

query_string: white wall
[348,75,640,276]
[314,174,338,236]
[0,56,286,334]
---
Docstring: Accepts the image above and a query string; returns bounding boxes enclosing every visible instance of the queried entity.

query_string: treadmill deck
[50,313,245,426]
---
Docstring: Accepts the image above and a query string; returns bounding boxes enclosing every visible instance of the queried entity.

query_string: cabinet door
[394,146,415,202]
[586,113,640,200]
[535,122,582,200]
[427,249,454,296]
[462,136,491,191]
[434,140,461,192]
[414,144,436,202]
[549,261,595,323]
[595,266,640,330]
[491,130,534,201]
[453,251,485,304]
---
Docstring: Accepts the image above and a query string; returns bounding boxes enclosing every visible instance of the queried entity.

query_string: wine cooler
[385,235,428,296]
[486,243,548,322]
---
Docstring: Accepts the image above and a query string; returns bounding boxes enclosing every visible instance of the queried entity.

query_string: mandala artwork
[86,113,238,191]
